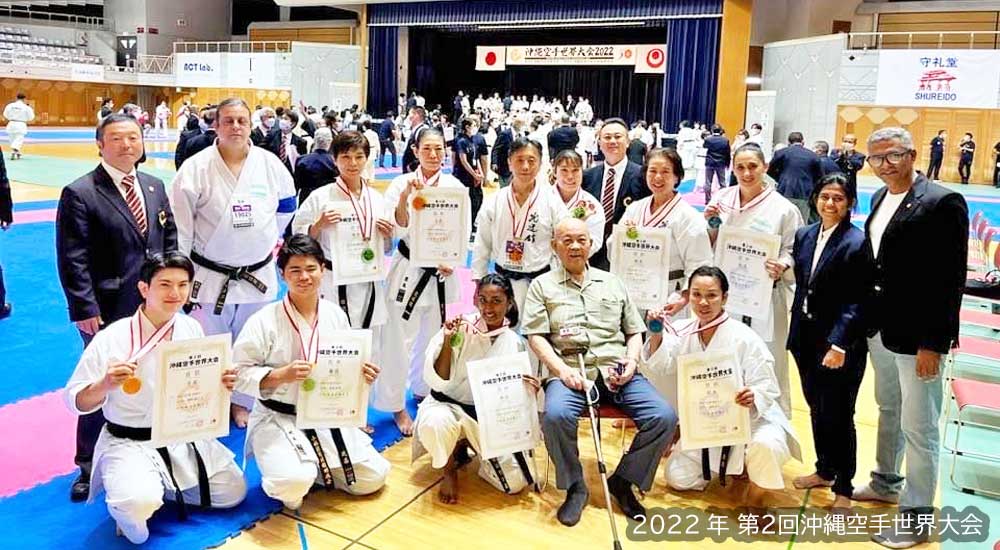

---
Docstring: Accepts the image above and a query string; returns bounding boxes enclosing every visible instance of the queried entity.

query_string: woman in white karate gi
[293,131,394,430]
[642,266,800,512]
[551,149,604,257]
[64,254,246,544]
[471,137,567,314]
[703,144,803,417]
[378,128,469,435]
[412,274,540,503]
[234,235,389,510]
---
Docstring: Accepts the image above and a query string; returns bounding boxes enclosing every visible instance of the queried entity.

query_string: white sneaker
[852,483,899,504]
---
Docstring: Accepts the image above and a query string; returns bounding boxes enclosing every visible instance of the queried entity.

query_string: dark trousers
[0,260,6,305]
[792,337,866,497]
[958,157,972,184]
[379,139,397,168]
[465,181,483,234]
[704,165,727,202]
[993,156,1000,187]
[926,154,943,181]
[74,329,106,478]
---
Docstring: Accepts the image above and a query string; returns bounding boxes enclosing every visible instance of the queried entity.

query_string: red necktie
[122,174,148,235]
[601,167,617,221]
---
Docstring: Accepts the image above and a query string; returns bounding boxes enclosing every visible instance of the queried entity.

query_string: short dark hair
[552,149,583,169]
[733,143,766,163]
[277,233,326,270]
[810,172,857,212]
[965,132,973,139]
[710,124,724,135]
[476,273,519,328]
[750,123,762,131]
[938,129,946,135]
[331,130,370,159]
[414,126,445,147]
[140,253,194,284]
[16,92,25,100]
[689,265,729,294]
[96,113,142,141]
[643,147,684,188]
[788,132,804,144]
[508,136,543,159]
[284,110,299,125]
[601,117,629,134]
[102,97,114,106]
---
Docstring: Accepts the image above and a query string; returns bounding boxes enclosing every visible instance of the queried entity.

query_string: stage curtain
[662,17,721,131]
[367,26,398,115]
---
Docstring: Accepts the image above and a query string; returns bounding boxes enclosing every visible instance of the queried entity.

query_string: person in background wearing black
[401,106,429,173]
[293,127,338,205]
[174,113,202,169]
[0,144,10,319]
[177,107,217,167]
[547,114,580,160]
[454,117,484,235]
[813,141,842,176]
[831,133,865,199]
[993,140,1000,188]
[927,130,945,182]
[703,124,731,204]
[378,111,397,168]
[491,119,515,187]
[958,132,975,184]
[471,115,490,185]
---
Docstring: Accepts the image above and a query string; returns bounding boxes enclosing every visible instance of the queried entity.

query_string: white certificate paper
[409,186,470,268]
[295,330,371,430]
[152,334,231,447]
[467,351,540,459]
[609,225,671,310]
[677,350,751,451]
[713,226,781,319]
[324,201,386,285]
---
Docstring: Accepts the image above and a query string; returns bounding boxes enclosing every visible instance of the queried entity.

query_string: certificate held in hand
[151,334,232,447]
[676,350,750,451]
[409,186,470,268]
[325,201,386,285]
[295,329,372,430]
[609,224,671,311]
[467,351,540,459]
[713,226,781,320]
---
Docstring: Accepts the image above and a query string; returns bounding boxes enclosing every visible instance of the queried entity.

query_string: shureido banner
[875,49,1000,109]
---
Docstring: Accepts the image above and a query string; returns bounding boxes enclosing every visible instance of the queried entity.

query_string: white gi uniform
[233,298,390,510]
[362,129,381,180]
[3,99,35,154]
[376,170,470,412]
[556,186,606,263]
[155,104,170,137]
[176,106,190,139]
[292,179,390,368]
[472,183,567,315]
[641,315,801,490]
[64,311,246,543]
[412,314,538,494]
[707,184,802,417]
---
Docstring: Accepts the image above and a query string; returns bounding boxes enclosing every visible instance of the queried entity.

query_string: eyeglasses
[868,150,912,167]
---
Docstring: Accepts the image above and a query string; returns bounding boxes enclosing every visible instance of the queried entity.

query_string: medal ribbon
[663,312,730,338]
[417,168,441,188]
[463,313,510,338]
[715,184,774,215]
[127,309,176,363]
[642,193,682,228]
[335,178,373,242]
[282,296,320,364]
[506,185,540,241]
[562,186,582,208]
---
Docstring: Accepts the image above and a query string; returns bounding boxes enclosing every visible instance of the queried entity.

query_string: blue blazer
[294,149,338,204]
[767,144,823,201]
[56,164,177,324]
[787,220,873,356]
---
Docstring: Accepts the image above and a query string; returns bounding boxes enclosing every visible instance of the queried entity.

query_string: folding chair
[943,378,1000,499]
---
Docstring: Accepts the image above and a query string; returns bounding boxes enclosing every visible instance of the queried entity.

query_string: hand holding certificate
[713,226,780,319]
[677,350,750,451]
[152,334,231,447]
[324,198,386,285]
[409,186,470,268]
[609,224,671,311]
[295,329,372,430]
[467,351,540,459]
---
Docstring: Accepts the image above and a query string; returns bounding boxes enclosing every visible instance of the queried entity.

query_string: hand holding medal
[105,361,139,394]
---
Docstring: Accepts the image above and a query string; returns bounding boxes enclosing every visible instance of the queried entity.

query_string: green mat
[7,154,176,188]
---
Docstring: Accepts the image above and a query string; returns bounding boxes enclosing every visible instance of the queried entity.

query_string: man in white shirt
[3,92,35,160]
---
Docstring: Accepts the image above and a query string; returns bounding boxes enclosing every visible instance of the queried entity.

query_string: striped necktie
[279,136,288,163]
[601,167,617,221]
[121,174,148,235]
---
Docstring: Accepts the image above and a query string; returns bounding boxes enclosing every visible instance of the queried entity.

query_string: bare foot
[394,409,414,436]
[745,481,768,509]
[793,472,834,490]
[361,424,375,435]
[830,495,852,516]
[612,418,636,429]
[231,404,250,429]
[438,467,459,504]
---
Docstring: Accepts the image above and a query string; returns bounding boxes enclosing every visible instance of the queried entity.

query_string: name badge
[559,323,582,338]
[504,239,525,269]
[232,200,254,229]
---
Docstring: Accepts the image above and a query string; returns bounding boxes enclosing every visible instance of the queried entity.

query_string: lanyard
[506,185,540,241]
[417,168,441,188]
[716,184,773,215]
[282,296,320,363]
[336,178,373,242]
[127,310,175,363]
[641,193,682,227]
[664,312,730,339]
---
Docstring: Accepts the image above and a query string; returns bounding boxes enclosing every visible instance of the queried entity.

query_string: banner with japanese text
[875,49,1000,109]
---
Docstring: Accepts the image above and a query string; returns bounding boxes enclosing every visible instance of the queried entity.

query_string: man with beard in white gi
[170,97,297,427]
[64,253,246,544]
[3,92,35,160]
[233,235,389,510]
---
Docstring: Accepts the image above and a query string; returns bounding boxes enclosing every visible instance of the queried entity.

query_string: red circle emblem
[485,51,497,65]
[646,48,665,68]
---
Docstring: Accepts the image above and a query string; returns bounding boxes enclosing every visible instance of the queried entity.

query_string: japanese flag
[476,46,506,71]
[635,45,667,74]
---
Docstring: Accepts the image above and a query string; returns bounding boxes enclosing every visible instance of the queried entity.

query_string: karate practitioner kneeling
[64,253,247,544]
[233,234,390,510]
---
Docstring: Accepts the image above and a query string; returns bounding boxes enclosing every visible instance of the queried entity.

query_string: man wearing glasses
[854,127,968,549]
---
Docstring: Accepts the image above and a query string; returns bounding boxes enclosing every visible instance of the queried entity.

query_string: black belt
[105,421,210,519]
[259,399,356,486]
[668,269,685,281]
[430,390,537,493]
[702,445,733,487]
[191,251,272,315]
[397,240,446,325]
[494,264,550,282]
[322,259,377,329]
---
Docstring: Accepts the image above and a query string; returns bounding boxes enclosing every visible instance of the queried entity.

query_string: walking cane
[574,349,624,550]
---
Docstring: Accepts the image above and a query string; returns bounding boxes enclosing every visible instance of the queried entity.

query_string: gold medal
[122,377,142,395]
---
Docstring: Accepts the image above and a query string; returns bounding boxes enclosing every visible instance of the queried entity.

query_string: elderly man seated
[522,217,677,526]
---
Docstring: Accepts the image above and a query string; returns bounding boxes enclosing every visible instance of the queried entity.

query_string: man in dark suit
[377,112,397,168]
[250,107,276,147]
[831,133,866,199]
[56,114,178,502]
[264,111,308,174]
[854,127,968,549]
[491,121,515,187]
[174,113,203,169]
[813,141,842,176]
[768,131,823,222]
[401,106,429,173]
[0,145,10,319]
[582,117,649,270]
[293,127,338,204]
[703,125,731,203]
[926,129,945,181]
[547,115,579,160]
[181,107,218,162]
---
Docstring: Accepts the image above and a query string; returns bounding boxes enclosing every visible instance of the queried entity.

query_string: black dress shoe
[0,303,11,320]
[557,482,589,526]
[70,472,90,502]
[607,475,645,521]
